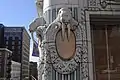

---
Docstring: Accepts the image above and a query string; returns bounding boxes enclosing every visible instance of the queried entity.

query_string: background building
[4,27,23,63]
[11,61,21,80]
[0,24,30,80]
[29,62,38,80]
[34,0,120,80]
[4,27,30,80]
[0,48,12,80]
[0,24,4,48]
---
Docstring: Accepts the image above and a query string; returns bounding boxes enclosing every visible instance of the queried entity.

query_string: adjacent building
[0,48,12,80]
[4,27,30,80]
[0,24,4,48]
[0,24,30,80]
[11,61,21,80]
[29,62,38,80]
[34,0,120,80]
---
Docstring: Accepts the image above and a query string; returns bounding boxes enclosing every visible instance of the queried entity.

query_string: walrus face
[58,8,72,25]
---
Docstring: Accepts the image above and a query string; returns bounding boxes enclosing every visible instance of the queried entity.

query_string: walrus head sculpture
[56,8,78,41]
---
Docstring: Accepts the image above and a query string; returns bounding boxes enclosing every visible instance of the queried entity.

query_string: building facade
[0,24,4,48]
[29,62,38,80]
[4,27,23,63]
[0,25,30,80]
[0,48,12,80]
[33,0,120,80]
[11,61,21,80]
[21,27,30,80]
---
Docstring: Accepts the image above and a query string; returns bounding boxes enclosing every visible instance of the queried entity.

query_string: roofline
[4,26,31,39]
[4,26,25,28]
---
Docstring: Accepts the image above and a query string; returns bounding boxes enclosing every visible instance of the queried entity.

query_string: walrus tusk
[67,23,71,41]
[61,23,65,41]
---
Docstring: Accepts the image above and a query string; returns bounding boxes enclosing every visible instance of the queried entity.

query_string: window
[4,37,7,40]
[91,25,120,80]
[18,46,21,50]
[12,46,14,49]
[8,37,12,50]
[15,37,19,45]
[19,41,21,45]
[12,42,14,45]
[15,37,19,40]
[6,41,8,45]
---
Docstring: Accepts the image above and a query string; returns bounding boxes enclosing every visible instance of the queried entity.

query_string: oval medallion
[55,30,76,60]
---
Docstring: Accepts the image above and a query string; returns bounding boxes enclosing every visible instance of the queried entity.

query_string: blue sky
[0,0,39,62]
[0,0,37,27]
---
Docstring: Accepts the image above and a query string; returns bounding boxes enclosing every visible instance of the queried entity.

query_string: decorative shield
[55,29,76,60]
[45,23,83,74]
[44,8,84,74]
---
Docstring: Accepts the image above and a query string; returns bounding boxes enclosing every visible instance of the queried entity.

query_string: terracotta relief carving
[29,7,88,79]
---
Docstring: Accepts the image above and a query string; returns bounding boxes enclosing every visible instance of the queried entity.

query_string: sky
[0,0,39,62]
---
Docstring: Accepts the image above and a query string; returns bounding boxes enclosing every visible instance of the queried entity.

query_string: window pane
[8,37,12,50]
[91,26,109,80]
[91,25,120,80]
[108,25,120,80]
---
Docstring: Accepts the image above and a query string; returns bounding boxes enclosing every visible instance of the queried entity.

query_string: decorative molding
[88,0,97,7]
[80,9,89,80]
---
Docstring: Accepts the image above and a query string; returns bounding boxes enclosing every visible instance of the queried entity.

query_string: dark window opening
[91,25,120,80]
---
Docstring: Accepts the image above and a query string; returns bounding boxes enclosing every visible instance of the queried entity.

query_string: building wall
[11,61,21,80]
[0,48,12,80]
[0,24,4,48]
[35,0,120,80]
[37,0,88,80]
[21,28,30,80]
[29,62,38,80]
[4,27,23,63]
[1,26,30,80]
